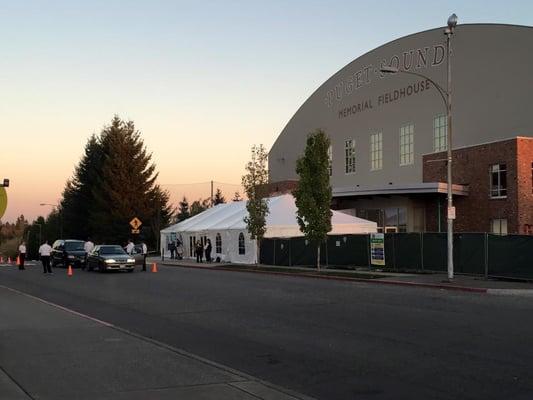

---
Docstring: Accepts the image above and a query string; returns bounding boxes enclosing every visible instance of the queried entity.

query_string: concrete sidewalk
[0,286,314,400]
[159,258,533,294]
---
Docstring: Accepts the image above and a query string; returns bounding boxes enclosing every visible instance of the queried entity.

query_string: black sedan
[86,245,136,272]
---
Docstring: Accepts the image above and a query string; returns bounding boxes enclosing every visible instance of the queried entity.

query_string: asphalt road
[1,263,533,399]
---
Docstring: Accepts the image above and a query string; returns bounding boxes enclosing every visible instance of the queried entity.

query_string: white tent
[160,194,377,264]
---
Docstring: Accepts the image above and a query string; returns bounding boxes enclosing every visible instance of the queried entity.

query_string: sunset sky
[1,0,531,222]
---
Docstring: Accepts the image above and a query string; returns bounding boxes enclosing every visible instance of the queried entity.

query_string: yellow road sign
[0,187,7,219]
[129,217,142,230]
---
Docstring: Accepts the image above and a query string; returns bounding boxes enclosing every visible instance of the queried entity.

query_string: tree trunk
[256,239,260,265]
[317,244,321,271]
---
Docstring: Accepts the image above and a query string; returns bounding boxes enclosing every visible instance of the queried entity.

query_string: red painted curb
[161,262,488,294]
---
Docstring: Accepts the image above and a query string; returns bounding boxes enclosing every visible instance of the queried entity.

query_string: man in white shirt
[83,238,95,270]
[38,240,53,274]
[140,241,148,271]
[18,241,27,270]
[125,239,134,255]
[84,238,94,254]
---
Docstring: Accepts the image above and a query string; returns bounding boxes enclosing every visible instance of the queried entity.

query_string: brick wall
[423,138,530,234]
[517,138,533,234]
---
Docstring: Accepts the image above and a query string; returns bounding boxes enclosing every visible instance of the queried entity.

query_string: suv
[51,239,87,268]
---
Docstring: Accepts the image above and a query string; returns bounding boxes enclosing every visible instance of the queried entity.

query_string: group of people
[14,237,148,274]
[15,240,53,274]
[195,239,212,263]
[167,240,182,260]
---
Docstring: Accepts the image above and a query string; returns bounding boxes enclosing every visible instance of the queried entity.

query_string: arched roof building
[268,24,533,234]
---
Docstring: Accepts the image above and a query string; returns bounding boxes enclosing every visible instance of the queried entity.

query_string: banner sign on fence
[370,233,385,266]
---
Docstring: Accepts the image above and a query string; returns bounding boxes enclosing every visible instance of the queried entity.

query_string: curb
[0,285,316,400]
[161,262,488,294]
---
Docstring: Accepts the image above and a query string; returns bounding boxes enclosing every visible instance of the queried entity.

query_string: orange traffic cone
[0,256,3,263]
[8,256,12,264]
[151,262,158,273]
[16,256,20,266]
[68,265,73,277]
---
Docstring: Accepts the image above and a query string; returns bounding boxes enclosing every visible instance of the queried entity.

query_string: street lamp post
[40,203,63,238]
[381,14,457,281]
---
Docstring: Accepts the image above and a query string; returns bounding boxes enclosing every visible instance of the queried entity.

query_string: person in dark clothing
[205,239,212,263]
[169,241,176,259]
[195,241,204,263]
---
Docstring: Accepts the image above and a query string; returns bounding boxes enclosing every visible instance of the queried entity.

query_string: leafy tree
[232,192,242,202]
[213,188,226,205]
[177,196,190,222]
[241,144,269,263]
[293,129,332,270]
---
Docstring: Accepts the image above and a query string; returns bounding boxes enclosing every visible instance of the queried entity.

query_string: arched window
[238,232,245,255]
[215,233,222,253]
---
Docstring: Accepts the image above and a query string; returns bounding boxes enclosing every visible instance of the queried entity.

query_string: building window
[490,164,507,198]
[370,132,382,170]
[399,123,414,166]
[327,145,332,176]
[433,114,447,152]
[215,233,222,253]
[345,139,356,173]
[491,219,508,235]
[238,232,245,255]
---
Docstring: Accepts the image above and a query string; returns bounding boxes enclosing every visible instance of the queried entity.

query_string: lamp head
[447,13,458,29]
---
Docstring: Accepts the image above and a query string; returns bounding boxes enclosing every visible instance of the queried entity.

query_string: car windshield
[99,246,126,255]
[64,241,85,251]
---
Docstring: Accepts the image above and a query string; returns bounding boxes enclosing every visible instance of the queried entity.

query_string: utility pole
[211,180,214,207]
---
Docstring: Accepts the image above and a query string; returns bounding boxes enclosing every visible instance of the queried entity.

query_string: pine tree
[177,196,190,222]
[190,198,210,216]
[232,192,242,202]
[213,188,226,205]
[242,144,269,263]
[60,134,104,239]
[89,116,171,245]
[293,129,332,270]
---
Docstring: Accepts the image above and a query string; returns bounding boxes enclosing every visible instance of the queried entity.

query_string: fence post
[273,239,276,266]
[420,232,424,271]
[366,234,371,268]
[289,238,292,267]
[392,234,397,270]
[484,233,489,279]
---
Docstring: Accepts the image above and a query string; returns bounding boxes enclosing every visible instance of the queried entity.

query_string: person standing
[18,241,27,270]
[39,240,53,274]
[125,239,134,255]
[141,241,148,271]
[205,239,212,263]
[169,241,176,259]
[195,240,204,263]
[83,237,95,270]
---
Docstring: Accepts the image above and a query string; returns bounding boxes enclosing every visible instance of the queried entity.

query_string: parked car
[51,239,86,268]
[86,245,136,272]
